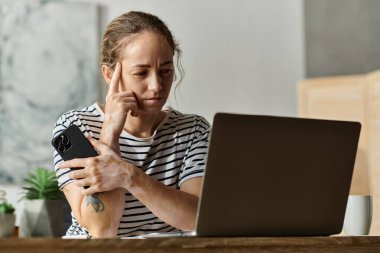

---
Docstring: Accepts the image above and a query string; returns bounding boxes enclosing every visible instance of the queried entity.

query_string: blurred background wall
[0,0,101,184]
[304,0,380,77]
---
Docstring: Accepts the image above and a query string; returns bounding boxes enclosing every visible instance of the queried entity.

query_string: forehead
[120,31,173,65]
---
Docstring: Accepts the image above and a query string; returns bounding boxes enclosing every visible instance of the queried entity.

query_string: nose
[148,72,163,92]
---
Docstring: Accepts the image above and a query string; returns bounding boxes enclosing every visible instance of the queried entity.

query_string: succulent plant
[21,167,63,200]
[0,202,15,214]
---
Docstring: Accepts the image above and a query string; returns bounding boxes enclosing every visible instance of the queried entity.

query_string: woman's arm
[127,169,202,231]
[60,62,131,237]
[62,184,125,238]
[63,62,135,237]
[61,138,202,231]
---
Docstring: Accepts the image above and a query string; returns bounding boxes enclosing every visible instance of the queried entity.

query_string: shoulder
[166,108,209,130]
[52,104,100,136]
[156,108,210,140]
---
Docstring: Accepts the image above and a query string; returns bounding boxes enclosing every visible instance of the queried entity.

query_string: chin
[140,105,165,116]
[140,98,167,113]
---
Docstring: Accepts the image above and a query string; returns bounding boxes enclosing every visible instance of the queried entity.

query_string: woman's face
[118,31,174,115]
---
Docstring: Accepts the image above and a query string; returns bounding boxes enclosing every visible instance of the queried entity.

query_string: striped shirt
[52,103,210,237]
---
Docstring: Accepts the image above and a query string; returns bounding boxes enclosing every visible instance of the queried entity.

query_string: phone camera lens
[58,145,66,153]
[54,138,61,147]
[61,135,69,145]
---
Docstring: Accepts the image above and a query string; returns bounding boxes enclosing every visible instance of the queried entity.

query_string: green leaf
[20,167,63,200]
[0,202,15,214]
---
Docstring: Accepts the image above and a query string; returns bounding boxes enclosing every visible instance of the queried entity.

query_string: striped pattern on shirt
[52,103,210,237]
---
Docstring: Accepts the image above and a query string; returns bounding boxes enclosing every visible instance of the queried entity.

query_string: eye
[160,69,172,75]
[134,71,147,77]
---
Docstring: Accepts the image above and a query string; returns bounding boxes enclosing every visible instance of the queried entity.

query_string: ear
[101,65,113,84]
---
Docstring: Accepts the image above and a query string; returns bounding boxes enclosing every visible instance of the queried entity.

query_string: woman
[53,11,209,238]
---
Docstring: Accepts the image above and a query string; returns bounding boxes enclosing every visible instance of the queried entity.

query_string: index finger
[69,169,87,180]
[108,62,122,94]
[58,158,87,169]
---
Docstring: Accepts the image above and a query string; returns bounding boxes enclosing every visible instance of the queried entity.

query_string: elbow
[178,216,196,232]
[184,220,196,232]
[78,215,119,238]
[74,207,119,238]
[178,207,197,231]
[87,227,118,238]
[179,195,198,231]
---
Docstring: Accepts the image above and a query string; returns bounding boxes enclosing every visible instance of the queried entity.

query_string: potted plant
[19,167,65,237]
[0,190,16,237]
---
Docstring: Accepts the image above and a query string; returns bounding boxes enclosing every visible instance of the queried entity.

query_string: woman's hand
[101,62,138,153]
[58,137,136,196]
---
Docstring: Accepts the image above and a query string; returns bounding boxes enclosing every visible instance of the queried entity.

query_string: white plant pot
[0,213,16,237]
[19,199,63,237]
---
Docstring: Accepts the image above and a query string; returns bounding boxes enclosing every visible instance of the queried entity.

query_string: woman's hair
[100,11,184,85]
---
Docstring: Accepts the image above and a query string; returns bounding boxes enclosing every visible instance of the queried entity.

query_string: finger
[115,90,136,98]
[108,62,121,94]
[118,91,139,116]
[117,98,138,106]
[118,62,124,92]
[130,104,139,117]
[69,169,87,180]
[74,178,91,188]
[118,79,124,93]
[111,90,139,115]
[81,186,96,196]
[105,91,136,105]
[114,100,138,117]
[59,158,87,169]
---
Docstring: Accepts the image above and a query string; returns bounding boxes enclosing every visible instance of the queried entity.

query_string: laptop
[143,113,361,237]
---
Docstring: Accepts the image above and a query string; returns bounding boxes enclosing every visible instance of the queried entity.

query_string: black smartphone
[52,124,98,160]
[52,124,98,188]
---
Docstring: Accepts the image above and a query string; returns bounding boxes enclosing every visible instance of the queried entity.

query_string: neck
[124,111,165,138]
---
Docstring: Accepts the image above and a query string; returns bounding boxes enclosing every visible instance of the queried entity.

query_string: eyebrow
[132,61,173,68]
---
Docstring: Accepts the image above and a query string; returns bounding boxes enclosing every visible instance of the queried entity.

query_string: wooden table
[1,236,380,253]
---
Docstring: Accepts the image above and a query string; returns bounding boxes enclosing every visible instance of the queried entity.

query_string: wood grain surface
[1,236,380,253]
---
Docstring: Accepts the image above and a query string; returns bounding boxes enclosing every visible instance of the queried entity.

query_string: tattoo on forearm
[86,193,105,213]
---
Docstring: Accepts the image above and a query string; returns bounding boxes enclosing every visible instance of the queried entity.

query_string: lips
[144,96,164,106]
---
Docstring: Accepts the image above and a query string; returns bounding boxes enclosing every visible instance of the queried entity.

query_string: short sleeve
[52,112,74,190]
[178,116,210,186]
